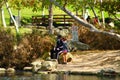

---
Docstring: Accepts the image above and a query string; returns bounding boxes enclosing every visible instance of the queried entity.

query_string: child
[60,37,69,64]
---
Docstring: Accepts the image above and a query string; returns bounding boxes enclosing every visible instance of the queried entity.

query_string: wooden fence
[32,15,81,27]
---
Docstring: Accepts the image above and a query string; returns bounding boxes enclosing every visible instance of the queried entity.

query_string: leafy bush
[114,20,120,29]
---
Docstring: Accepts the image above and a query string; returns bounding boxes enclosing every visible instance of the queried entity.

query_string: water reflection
[57,73,68,80]
[99,76,116,80]
[34,74,57,80]
[0,72,120,80]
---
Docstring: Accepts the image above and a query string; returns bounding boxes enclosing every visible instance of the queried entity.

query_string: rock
[0,68,6,73]
[31,59,57,72]
[6,68,15,73]
[68,40,90,51]
[31,59,43,72]
[32,62,42,73]
[40,60,58,71]
[23,67,32,71]
[54,28,69,36]
[98,68,117,76]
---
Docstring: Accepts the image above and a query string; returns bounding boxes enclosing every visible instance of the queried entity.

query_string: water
[0,72,120,80]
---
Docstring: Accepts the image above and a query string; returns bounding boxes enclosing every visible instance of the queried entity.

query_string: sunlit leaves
[0,0,4,7]
[7,0,120,15]
[9,0,25,9]
[97,1,120,15]
[9,0,43,11]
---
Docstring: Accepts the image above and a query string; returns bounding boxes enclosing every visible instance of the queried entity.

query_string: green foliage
[0,0,4,7]
[114,20,120,29]
[97,1,120,15]
[9,0,24,10]
[9,0,47,12]
[21,17,32,25]
[69,0,84,11]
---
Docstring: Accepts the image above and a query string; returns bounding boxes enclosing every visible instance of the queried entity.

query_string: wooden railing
[32,15,81,27]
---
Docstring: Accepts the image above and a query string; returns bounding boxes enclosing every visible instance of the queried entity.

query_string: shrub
[0,28,15,68]
[0,28,55,69]
[12,30,55,69]
[78,25,120,50]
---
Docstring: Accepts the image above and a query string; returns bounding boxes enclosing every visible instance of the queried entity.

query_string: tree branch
[49,0,120,41]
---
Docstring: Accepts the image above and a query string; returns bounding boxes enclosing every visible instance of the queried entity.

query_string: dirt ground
[57,50,120,73]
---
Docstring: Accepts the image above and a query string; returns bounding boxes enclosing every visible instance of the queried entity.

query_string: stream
[0,71,120,80]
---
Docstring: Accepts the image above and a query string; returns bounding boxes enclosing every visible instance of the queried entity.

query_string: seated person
[50,35,69,64]
[50,35,64,59]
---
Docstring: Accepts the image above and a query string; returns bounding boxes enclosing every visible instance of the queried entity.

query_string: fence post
[64,15,65,27]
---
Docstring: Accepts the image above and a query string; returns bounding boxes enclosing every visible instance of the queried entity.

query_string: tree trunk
[18,9,21,27]
[1,8,7,27]
[5,2,19,33]
[49,0,120,41]
[0,8,2,27]
[75,10,78,16]
[48,3,53,34]
[42,7,45,16]
[101,11,105,27]
[100,0,105,28]
[82,7,85,20]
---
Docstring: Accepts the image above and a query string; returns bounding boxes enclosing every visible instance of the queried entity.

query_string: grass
[3,6,66,25]
[7,27,32,36]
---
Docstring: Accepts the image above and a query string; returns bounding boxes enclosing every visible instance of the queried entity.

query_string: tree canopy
[0,0,4,7]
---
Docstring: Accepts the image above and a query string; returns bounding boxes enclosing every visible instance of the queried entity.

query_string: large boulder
[40,60,58,71]
[31,59,58,72]
[31,59,43,72]
[68,40,90,51]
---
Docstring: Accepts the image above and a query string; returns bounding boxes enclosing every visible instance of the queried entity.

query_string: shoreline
[0,50,120,77]
[0,67,120,77]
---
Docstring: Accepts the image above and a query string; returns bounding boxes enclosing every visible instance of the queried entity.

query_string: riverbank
[0,50,120,77]
[48,50,120,76]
